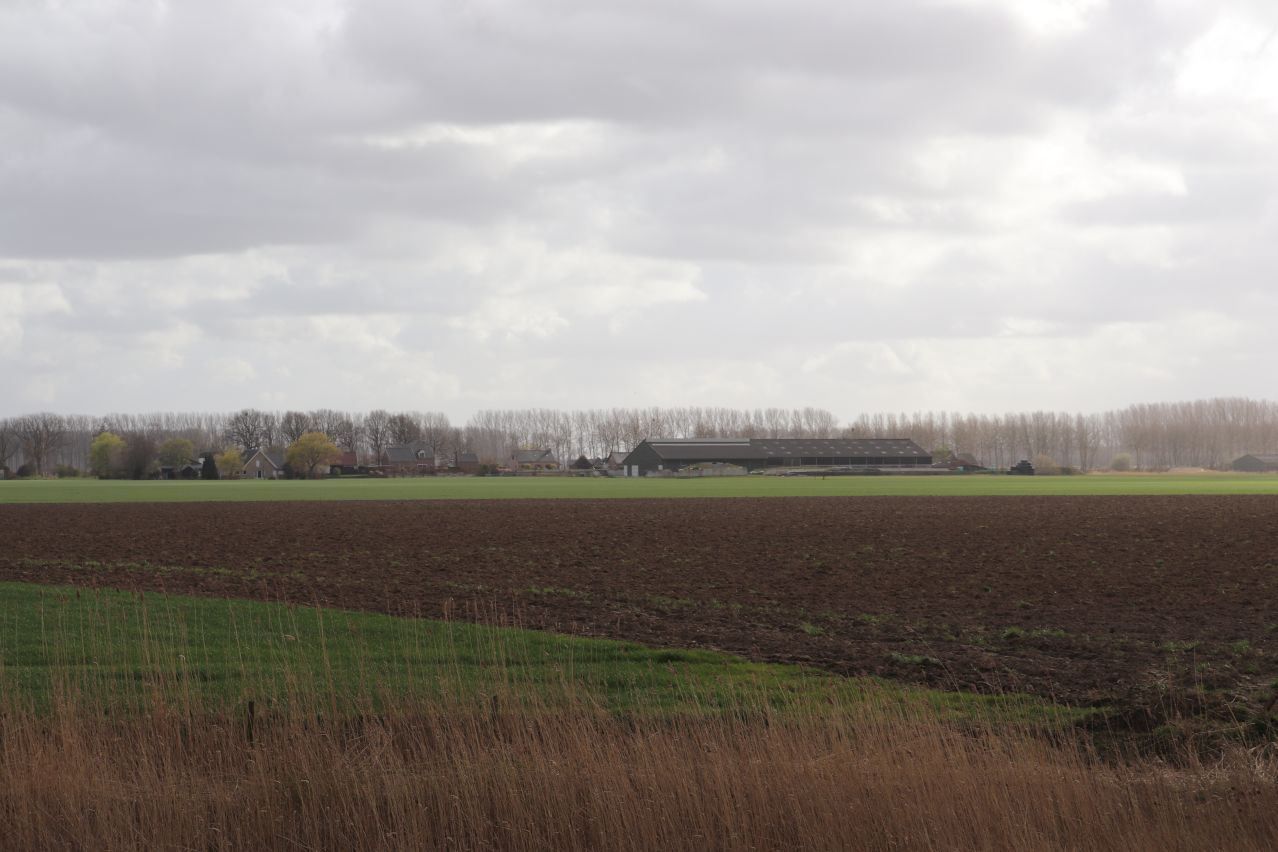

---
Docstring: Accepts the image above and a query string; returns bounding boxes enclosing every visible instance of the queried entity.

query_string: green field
[1,472,1277,503]
[0,582,1052,722]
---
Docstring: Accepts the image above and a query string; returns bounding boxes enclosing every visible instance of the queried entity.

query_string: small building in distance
[159,460,203,480]
[455,452,481,474]
[1232,454,1278,472]
[620,438,932,477]
[380,444,435,476]
[243,448,285,480]
[932,453,987,473]
[329,451,360,476]
[511,449,559,472]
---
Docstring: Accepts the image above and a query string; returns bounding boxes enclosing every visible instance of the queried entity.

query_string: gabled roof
[245,448,284,469]
[385,444,432,464]
[751,438,929,458]
[632,437,930,462]
[642,440,763,460]
[1238,453,1278,464]
[457,452,479,464]
[513,449,556,463]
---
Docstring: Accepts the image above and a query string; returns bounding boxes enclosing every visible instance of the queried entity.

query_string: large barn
[620,438,932,476]
[1232,454,1278,472]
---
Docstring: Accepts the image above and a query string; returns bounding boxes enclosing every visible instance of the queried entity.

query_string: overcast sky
[2,0,1276,421]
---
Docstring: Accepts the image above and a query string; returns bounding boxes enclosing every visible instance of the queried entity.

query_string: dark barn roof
[627,437,931,468]
[751,438,928,459]
[1233,453,1278,471]
[385,444,432,464]
[642,440,760,460]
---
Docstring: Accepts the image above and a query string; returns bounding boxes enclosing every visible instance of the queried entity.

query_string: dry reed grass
[1,687,1276,851]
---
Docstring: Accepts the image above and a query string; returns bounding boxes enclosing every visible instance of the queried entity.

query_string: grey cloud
[0,0,1198,262]
[3,0,1278,418]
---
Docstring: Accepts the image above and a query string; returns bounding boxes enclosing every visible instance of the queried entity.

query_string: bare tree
[388,412,422,445]
[437,426,466,467]
[224,409,266,452]
[259,411,281,448]
[364,409,391,465]
[13,413,67,475]
[0,418,16,471]
[333,417,361,453]
[309,409,344,441]
[419,411,452,456]
[280,410,312,444]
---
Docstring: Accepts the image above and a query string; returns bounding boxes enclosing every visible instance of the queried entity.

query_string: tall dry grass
[2,587,1275,850]
[1,690,1276,851]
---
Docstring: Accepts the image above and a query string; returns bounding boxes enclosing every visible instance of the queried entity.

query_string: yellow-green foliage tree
[214,447,243,479]
[89,432,126,479]
[157,438,195,470]
[286,432,340,479]
[1032,453,1061,475]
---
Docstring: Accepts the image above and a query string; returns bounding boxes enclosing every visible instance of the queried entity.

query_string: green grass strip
[3,472,1278,503]
[0,582,1071,725]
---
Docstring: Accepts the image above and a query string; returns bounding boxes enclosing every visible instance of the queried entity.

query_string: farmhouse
[380,444,435,476]
[511,449,558,471]
[620,438,932,476]
[243,448,285,479]
[1232,454,1278,472]
[329,451,360,476]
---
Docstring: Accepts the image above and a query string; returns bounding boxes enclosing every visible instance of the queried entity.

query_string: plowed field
[3,496,1276,722]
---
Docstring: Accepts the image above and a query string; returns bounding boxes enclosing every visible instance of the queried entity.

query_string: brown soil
[3,496,1277,722]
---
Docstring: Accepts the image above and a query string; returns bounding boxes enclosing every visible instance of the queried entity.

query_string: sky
[2,0,1276,422]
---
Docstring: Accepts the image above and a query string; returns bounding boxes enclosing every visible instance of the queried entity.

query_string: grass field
[3,471,1278,502]
[0,582,1040,721]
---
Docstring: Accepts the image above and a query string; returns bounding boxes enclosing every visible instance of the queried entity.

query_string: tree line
[1,398,1277,476]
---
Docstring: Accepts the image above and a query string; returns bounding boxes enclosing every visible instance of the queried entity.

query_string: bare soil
[3,496,1276,724]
